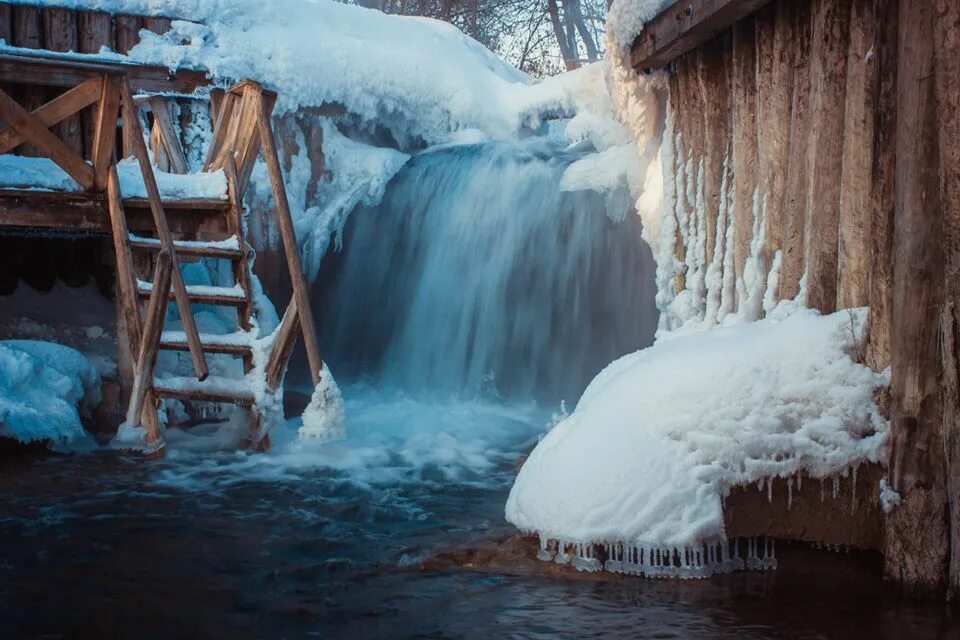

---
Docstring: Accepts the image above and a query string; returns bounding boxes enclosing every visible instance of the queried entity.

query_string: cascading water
[315,138,658,402]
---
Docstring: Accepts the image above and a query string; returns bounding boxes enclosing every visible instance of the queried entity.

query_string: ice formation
[0,340,100,450]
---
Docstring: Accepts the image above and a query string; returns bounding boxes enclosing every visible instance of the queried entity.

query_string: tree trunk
[547,0,578,70]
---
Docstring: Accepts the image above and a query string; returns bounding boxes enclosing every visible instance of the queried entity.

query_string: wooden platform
[0,189,229,235]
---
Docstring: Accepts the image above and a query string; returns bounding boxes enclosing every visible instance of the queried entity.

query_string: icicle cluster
[537,535,776,578]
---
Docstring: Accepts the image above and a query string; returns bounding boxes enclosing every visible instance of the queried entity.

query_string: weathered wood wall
[650,0,960,595]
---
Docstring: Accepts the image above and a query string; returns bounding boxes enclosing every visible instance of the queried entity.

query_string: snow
[0,154,227,200]
[606,0,678,51]
[506,306,888,571]
[299,363,347,443]
[0,340,99,450]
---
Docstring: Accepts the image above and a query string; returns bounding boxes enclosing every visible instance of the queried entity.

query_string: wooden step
[129,234,243,260]
[137,280,248,307]
[153,376,255,407]
[159,330,254,356]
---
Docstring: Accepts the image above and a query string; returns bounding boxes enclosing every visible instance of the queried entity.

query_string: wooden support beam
[0,86,95,189]
[106,166,143,353]
[266,299,300,390]
[630,0,776,71]
[256,90,323,386]
[126,248,172,441]
[120,78,209,382]
[0,76,103,154]
[92,76,121,189]
[0,52,209,94]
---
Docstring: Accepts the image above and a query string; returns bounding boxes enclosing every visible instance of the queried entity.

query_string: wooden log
[801,0,851,314]
[836,0,877,310]
[884,0,950,595]
[778,0,812,301]
[753,1,794,265]
[42,8,84,158]
[78,10,114,160]
[143,17,172,37]
[125,248,171,438]
[0,76,102,154]
[932,0,960,595]
[0,86,95,189]
[114,15,142,54]
[11,5,44,156]
[225,155,254,334]
[730,16,759,293]
[120,79,209,382]
[866,0,897,372]
[695,35,730,261]
[256,91,324,386]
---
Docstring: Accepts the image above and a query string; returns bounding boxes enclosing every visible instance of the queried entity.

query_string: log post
[42,8,83,158]
[884,0,949,595]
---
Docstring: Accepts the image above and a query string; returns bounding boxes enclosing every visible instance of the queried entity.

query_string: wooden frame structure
[0,51,324,453]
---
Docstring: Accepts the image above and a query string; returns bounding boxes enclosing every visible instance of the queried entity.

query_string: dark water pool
[0,395,957,639]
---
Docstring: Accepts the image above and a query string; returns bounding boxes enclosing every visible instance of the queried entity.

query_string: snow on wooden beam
[630,0,779,71]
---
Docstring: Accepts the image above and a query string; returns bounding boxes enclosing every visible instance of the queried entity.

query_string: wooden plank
[0,189,230,234]
[0,76,102,154]
[204,91,237,170]
[126,248,172,433]
[149,97,188,174]
[0,87,95,189]
[114,15,142,55]
[0,52,209,93]
[695,35,730,261]
[136,285,248,308]
[120,78,209,381]
[153,383,255,407]
[266,299,299,390]
[92,75,121,189]
[106,166,143,353]
[630,0,776,71]
[225,155,255,332]
[256,90,324,386]
[42,7,84,158]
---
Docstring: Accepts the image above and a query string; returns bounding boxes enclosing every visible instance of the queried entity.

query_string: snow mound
[0,340,100,450]
[299,363,347,444]
[505,307,887,574]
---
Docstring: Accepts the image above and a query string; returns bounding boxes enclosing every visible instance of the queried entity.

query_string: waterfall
[314,138,658,402]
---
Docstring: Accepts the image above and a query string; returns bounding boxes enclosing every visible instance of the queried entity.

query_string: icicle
[851,464,859,512]
[821,478,826,502]
[832,476,840,499]
[767,477,773,503]
[787,477,794,511]
[537,535,554,562]
[797,472,802,491]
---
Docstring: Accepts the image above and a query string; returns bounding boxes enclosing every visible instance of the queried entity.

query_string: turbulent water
[315,139,658,402]
[3,137,957,638]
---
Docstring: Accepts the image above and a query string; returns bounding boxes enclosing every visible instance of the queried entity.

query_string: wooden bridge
[0,48,322,453]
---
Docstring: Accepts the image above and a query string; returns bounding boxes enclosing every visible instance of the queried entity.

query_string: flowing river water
[1,140,957,637]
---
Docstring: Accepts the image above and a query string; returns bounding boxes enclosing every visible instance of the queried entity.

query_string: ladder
[103,78,324,453]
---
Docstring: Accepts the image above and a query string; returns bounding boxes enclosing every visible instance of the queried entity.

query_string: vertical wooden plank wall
[661,0,960,594]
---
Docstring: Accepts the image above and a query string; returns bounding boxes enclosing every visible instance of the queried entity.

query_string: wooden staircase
[0,53,324,453]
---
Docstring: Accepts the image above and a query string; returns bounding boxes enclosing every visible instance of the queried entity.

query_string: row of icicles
[538,536,777,578]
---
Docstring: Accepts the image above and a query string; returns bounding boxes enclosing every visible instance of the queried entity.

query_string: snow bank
[0,340,99,450]
[506,306,887,575]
